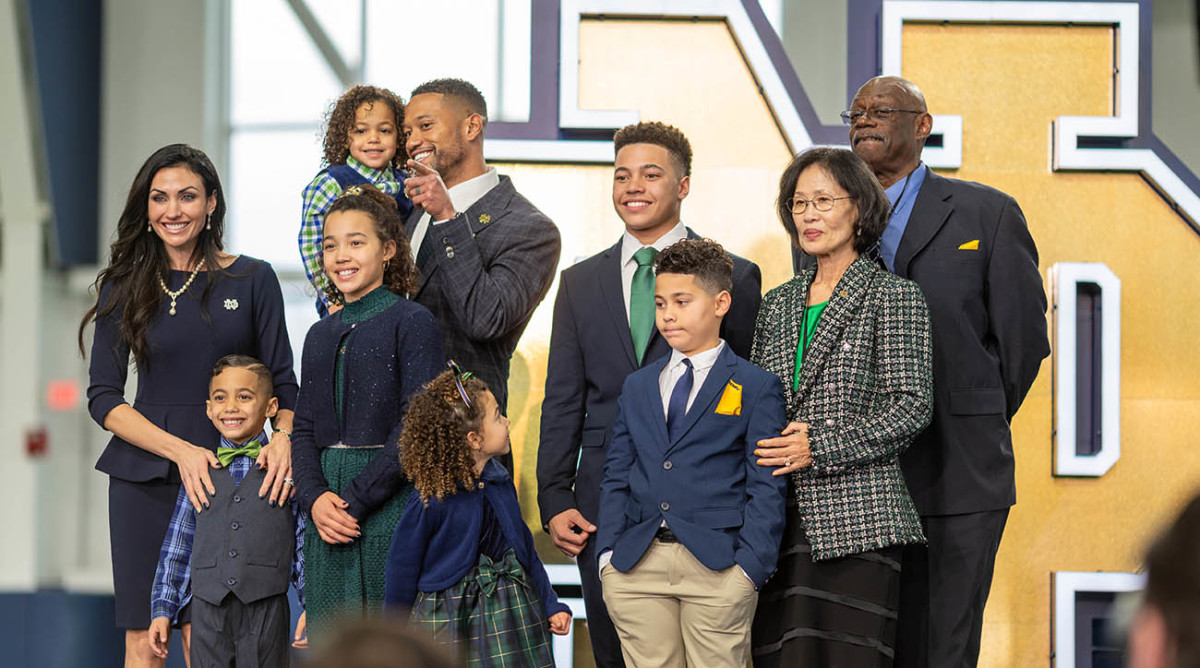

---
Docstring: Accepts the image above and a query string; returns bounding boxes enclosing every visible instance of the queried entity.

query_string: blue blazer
[596,344,788,588]
[536,231,762,529]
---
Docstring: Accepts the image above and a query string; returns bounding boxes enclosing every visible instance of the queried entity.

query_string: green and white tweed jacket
[751,254,933,561]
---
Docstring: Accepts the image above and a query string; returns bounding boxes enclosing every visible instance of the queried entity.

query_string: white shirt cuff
[598,550,613,571]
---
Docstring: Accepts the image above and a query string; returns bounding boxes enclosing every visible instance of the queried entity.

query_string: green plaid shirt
[298,155,404,304]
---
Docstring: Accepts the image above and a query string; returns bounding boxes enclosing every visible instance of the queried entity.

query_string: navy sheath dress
[87,255,298,628]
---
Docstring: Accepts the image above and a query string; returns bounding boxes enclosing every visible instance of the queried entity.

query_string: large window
[225,0,532,359]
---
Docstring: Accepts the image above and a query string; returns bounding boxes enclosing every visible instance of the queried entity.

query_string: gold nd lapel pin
[479,214,491,224]
[715,381,743,416]
[958,239,980,250]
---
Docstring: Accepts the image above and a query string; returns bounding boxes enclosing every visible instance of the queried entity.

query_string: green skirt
[410,548,555,667]
[303,447,410,644]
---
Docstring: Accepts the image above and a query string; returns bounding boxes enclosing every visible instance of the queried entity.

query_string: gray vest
[192,464,294,606]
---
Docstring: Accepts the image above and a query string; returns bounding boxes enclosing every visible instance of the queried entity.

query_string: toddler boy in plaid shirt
[299,84,411,316]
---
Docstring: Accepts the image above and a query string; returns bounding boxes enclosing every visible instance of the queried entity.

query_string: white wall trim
[491,0,816,163]
[1053,571,1144,668]
[1050,262,1121,477]
[881,1,1199,229]
[545,564,587,668]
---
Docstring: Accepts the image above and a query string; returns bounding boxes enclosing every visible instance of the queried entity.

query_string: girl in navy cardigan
[385,367,571,666]
[291,186,443,643]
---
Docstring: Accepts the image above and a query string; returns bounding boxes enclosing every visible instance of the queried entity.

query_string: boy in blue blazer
[596,238,787,667]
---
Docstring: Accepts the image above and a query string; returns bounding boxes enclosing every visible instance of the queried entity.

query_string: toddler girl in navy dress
[384,366,572,667]
[291,185,442,642]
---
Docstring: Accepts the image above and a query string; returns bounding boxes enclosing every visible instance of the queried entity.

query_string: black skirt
[752,505,903,668]
[108,477,191,629]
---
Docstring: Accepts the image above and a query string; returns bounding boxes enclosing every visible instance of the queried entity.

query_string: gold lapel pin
[838,290,849,298]
[479,214,491,224]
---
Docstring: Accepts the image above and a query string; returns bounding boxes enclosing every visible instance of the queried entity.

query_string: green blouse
[793,300,829,391]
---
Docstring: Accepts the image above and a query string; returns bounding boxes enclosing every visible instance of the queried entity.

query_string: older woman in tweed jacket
[749,147,933,667]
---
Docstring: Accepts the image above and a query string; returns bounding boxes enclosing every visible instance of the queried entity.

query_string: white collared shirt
[658,340,726,420]
[409,166,501,260]
[620,221,688,322]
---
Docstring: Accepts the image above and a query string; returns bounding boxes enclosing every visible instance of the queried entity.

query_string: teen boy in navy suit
[536,122,762,667]
[596,239,787,667]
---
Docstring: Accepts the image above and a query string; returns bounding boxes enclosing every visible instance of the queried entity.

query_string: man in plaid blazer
[401,78,561,423]
[831,75,1050,667]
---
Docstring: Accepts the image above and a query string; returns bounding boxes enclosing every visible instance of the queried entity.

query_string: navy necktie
[667,358,694,441]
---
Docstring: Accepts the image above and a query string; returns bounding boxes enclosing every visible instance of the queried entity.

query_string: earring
[384,259,390,271]
[206,212,212,230]
[147,220,152,232]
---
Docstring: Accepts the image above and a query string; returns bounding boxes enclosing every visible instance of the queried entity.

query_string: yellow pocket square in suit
[958,239,980,250]
[715,381,743,416]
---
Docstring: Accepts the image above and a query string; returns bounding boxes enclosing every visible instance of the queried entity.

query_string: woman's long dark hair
[78,144,228,368]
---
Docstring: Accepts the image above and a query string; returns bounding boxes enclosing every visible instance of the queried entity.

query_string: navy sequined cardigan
[292,287,444,519]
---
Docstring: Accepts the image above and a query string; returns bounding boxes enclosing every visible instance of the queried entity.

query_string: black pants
[578,539,627,668]
[894,510,1009,668]
[190,592,290,668]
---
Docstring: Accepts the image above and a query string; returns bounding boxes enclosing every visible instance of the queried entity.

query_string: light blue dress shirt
[879,163,929,272]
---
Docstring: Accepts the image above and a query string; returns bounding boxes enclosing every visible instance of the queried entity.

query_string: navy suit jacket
[536,231,762,529]
[595,344,787,587]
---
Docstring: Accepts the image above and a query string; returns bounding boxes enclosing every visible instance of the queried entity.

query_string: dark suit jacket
[405,174,561,412]
[536,231,762,528]
[752,255,931,559]
[795,170,1049,515]
[595,344,787,587]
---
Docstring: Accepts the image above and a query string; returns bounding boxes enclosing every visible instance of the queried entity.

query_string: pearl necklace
[157,258,205,316]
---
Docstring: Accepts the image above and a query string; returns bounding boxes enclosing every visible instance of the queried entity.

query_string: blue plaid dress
[408,497,554,667]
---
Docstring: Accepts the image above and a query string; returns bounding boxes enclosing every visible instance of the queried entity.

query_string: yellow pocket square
[715,381,743,416]
[958,239,980,250]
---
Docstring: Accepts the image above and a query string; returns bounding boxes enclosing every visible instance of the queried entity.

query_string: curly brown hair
[613,121,693,176]
[654,237,734,295]
[322,185,418,303]
[322,85,407,168]
[400,370,491,503]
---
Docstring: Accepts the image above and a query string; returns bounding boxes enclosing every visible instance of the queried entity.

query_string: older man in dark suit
[537,122,761,667]
[843,75,1050,667]
[401,78,561,418]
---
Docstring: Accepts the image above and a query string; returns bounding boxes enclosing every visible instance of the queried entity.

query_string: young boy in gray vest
[148,354,306,666]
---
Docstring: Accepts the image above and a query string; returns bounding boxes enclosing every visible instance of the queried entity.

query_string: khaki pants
[601,539,758,667]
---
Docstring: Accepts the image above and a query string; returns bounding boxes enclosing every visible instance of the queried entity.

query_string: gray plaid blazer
[406,175,561,412]
[751,254,933,560]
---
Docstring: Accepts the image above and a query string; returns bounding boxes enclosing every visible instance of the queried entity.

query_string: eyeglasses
[839,107,923,126]
[446,359,474,408]
[791,195,854,214]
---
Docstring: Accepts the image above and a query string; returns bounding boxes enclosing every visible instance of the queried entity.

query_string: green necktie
[630,247,658,365]
[216,439,263,467]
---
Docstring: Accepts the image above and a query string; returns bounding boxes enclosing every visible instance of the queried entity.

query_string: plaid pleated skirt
[303,447,410,644]
[409,548,555,667]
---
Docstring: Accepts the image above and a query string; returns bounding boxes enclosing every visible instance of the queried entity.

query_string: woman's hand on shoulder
[755,421,813,476]
[175,443,220,512]
[311,491,360,544]
[256,431,293,506]
[548,611,572,635]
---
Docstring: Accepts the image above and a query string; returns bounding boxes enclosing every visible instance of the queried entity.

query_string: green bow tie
[216,440,263,467]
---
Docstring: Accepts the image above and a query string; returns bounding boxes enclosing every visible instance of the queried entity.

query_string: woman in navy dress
[79,144,299,666]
